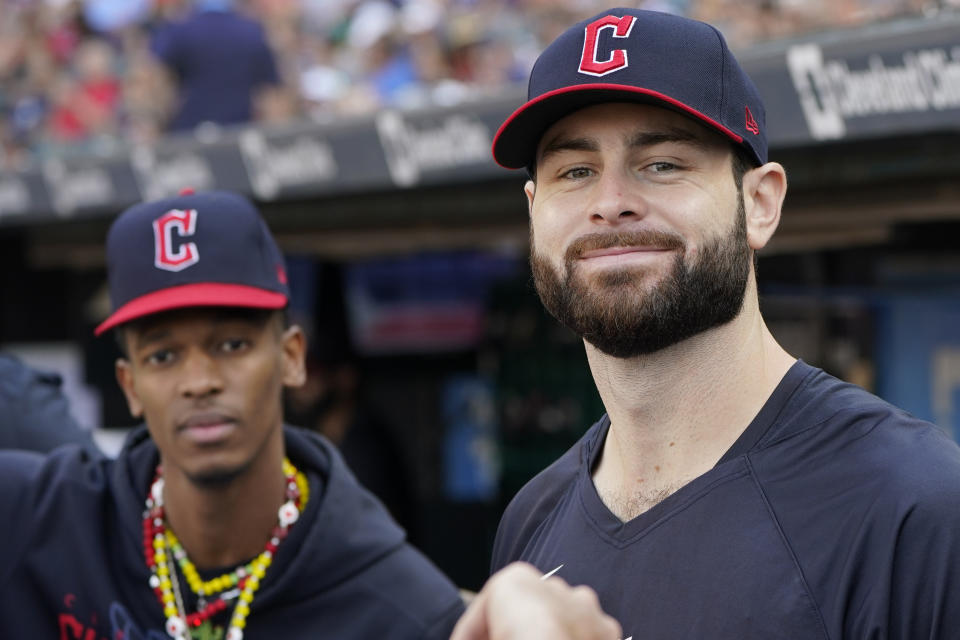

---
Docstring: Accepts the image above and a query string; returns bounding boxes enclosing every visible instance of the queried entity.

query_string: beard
[530,194,751,358]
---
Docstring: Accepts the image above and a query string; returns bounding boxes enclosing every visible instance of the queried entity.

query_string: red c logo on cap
[579,15,636,77]
[153,208,199,272]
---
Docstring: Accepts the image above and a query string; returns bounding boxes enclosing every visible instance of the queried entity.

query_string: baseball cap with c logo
[94,190,288,336]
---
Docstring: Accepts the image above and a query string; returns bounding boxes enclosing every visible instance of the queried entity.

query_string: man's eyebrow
[628,127,713,151]
[537,135,599,164]
[131,327,171,350]
[538,126,714,166]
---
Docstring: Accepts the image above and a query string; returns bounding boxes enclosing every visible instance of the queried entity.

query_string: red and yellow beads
[143,458,308,640]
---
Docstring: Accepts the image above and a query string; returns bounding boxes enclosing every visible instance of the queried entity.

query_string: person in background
[0,352,100,454]
[285,351,419,541]
[150,0,282,132]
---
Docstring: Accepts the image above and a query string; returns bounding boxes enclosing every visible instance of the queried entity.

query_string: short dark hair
[730,145,754,191]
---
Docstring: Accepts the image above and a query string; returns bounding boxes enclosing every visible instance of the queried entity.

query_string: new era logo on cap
[492,8,768,170]
[95,190,289,336]
[745,106,760,135]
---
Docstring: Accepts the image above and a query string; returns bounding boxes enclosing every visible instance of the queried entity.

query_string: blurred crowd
[0,0,949,170]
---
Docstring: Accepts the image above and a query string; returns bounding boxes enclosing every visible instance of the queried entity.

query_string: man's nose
[588,169,648,226]
[176,348,224,398]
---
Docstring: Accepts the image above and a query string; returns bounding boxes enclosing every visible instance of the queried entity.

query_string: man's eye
[648,161,678,173]
[146,350,174,366]
[562,166,593,180]
[221,338,250,353]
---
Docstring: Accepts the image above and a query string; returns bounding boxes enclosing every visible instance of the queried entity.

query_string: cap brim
[492,83,745,170]
[94,282,288,336]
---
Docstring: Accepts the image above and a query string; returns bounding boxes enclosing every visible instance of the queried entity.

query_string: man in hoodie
[0,190,465,639]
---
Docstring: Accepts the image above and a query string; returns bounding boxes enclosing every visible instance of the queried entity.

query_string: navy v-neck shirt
[492,361,960,639]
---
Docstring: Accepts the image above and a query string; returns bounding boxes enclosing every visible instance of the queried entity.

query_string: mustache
[565,230,685,261]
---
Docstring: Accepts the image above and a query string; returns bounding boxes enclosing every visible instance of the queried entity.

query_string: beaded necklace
[143,459,309,640]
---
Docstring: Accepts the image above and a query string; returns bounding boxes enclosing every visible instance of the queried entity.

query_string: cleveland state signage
[785,41,960,140]
[743,14,960,145]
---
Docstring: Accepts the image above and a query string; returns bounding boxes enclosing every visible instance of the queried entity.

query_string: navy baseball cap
[95,190,289,336]
[492,8,767,170]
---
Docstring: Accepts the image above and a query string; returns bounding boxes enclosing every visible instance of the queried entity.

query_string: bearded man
[456,7,960,640]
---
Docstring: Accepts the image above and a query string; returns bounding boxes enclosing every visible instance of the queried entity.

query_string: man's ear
[281,325,307,388]
[524,180,536,219]
[115,359,144,419]
[742,161,787,251]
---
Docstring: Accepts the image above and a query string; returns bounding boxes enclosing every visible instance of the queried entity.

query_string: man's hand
[451,562,623,640]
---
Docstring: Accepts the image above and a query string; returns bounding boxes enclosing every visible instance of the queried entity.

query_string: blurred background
[1,0,959,591]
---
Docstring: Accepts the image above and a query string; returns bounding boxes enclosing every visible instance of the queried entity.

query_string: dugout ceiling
[1,12,958,266]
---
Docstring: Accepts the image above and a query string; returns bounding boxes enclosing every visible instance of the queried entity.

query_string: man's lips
[578,245,673,260]
[178,412,237,444]
[179,412,235,429]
